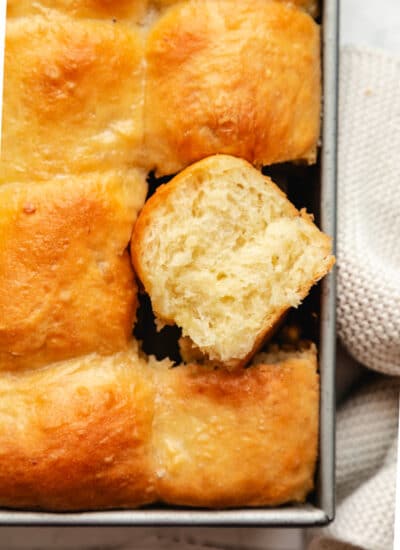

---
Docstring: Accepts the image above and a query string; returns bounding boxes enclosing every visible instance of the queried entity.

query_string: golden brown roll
[0,343,318,511]
[153,345,319,508]
[0,344,156,510]
[0,171,146,371]
[2,15,145,182]
[7,0,148,23]
[152,1,318,18]
[4,1,321,181]
[144,0,321,176]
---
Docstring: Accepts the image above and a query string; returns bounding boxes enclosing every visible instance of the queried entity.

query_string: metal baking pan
[0,0,338,526]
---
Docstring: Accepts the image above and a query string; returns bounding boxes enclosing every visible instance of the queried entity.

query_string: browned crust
[4,1,320,182]
[7,0,148,20]
[152,0,318,15]
[179,309,289,370]
[153,348,319,507]
[144,0,321,176]
[0,174,141,371]
[0,345,318,510]
[2,15,145,182]
[0,348,156,510]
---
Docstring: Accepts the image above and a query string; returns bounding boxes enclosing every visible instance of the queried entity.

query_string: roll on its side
[0,171,147,371]
[145,0,321,176]
[0,342,318,510]
[131,155,334,369]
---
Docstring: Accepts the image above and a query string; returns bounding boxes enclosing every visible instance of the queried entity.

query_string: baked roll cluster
[4,0,320,181]
[0,0,331,510]
[0,342,318,510]
[0,172,146,370]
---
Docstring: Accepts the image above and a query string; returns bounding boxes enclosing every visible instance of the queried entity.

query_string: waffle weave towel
[308,46,400,550]
[337,47,400,376]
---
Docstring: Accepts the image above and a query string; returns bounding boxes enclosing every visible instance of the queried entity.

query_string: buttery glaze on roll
[0,344,156,510]
[6,0,148,21]
[2,15,145,182]
[144,0,321,176]
[0,171,147,371]
[153,345,319,508]
[0,342,318,511]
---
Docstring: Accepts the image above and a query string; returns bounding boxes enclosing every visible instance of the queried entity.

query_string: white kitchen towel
[337,47,400,376]
[308,46,400,550]
[308,376,399,550]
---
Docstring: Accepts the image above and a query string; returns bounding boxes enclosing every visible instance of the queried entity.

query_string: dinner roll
[0,341,318,510]
[152,0,318,18]
[132,155,334,369]
[0,171,146,371]
[0,342,156,510]
[2,15,145,182]
[7,0,148,24]
[4,1,321,182]
[153,344,319,508]
[145,0,320,176]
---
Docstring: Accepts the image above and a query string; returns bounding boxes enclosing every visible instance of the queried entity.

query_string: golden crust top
[1,0,323,511]
[2,15,145,182]
[0,171,146,371]
[0,345,156,510]
[0,344,318,510]
[154,350,319,507]
[145,0,320,175]
[4,0,320,180]
[7,0,148,22]
[7,0,318,20]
